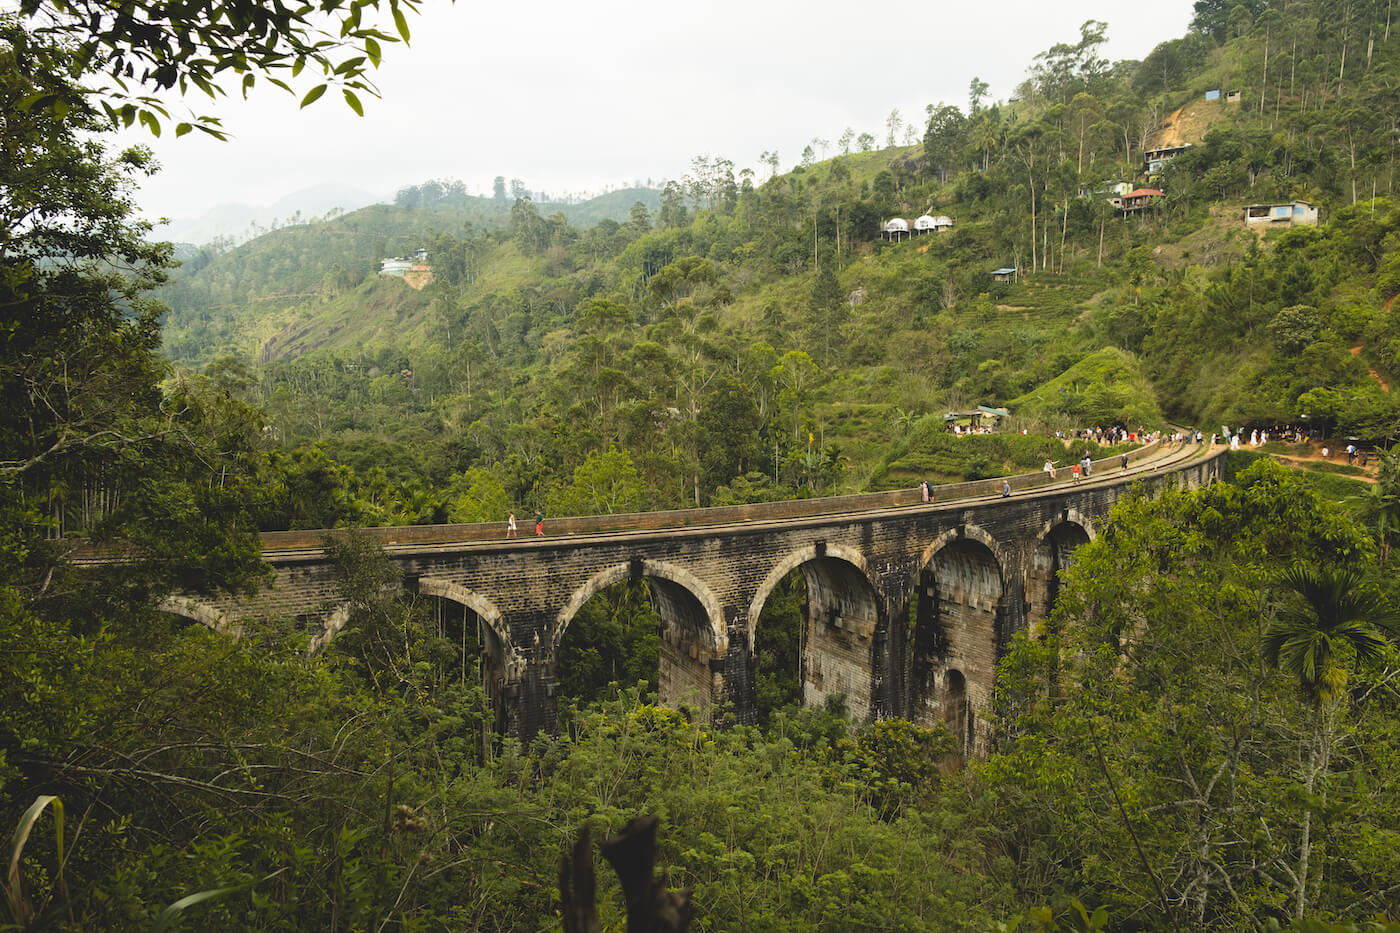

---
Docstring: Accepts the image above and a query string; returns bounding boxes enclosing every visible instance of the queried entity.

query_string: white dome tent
[882,218,910,241]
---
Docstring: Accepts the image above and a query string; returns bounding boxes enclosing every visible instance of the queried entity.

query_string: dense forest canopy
[3,1,1400,930]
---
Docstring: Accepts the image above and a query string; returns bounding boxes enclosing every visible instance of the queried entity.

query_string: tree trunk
[1296,701,1337,919]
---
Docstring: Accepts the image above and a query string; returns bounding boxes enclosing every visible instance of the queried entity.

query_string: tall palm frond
[1264,563,1399,705]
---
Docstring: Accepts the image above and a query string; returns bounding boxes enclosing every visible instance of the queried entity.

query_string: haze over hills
[152,181,385,246]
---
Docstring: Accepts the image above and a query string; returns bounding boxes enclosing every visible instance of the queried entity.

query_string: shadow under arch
[556,560,727,710]
[748,543,883,722]
[908,525,1007,757]
[1025,511,1096,631]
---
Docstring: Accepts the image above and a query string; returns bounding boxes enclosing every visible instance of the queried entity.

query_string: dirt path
[1351,344,1391,392]
[1267,446,1378,483]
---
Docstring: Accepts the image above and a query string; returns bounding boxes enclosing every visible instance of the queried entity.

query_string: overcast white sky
[122,0,1197,222]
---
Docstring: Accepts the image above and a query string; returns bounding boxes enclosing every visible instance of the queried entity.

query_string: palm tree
[1264,563,1399,919]
[1265,564,1395,704]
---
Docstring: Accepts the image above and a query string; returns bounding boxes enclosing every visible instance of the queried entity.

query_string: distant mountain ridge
[152,182,385,246]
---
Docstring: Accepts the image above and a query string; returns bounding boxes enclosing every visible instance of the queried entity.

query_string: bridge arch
[747,542,876,645]
[1025,511,1096,630]
[909,524,1007,756]
[412,577,519,738]
[749,543,883,721]
[415,577,514,658]
[556,560,727,709]
[158,596,235,634]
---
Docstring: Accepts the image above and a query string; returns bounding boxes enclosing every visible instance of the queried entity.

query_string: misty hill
[153,182,384,246]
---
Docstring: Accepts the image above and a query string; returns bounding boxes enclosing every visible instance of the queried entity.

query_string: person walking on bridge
[506,511,517,538]
[535,511,545,536]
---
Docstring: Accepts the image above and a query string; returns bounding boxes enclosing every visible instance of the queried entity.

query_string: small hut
[882,218,910,241]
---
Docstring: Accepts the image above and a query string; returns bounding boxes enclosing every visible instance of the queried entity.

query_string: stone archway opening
[1027,521,1092,631]
[945,669,969,758]
[153,608,219,641]
[417,594,508,745]
[751,569,807,722]
[411,579,513,751]
[555,579,661,713]
[555,562,723,722]
[751,554,881,724]
[157,596,230,636]
[909,537,1004,756]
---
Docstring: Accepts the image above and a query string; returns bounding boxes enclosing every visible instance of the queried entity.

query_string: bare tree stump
[559,815,692,933]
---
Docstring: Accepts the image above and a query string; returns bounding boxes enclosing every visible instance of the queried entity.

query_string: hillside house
[944,405,1010,433]
[1117,188,1164,213]
[379,257,413,276]
[882,218,910,241]
[990,267,1017,282]
[1243,200,1319,228]
[1144,144,1191,173]
[914,214,954,233]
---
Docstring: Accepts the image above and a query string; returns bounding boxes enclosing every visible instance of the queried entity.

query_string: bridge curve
[175,439,1224,745]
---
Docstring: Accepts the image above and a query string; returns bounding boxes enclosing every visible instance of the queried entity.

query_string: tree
[547,448,645,516]
[923,103,968,183]
[968,76,989,112]
[885,108,903,148]
[697,375,763,498]
[14,0,423,138]
[445,467,510,523]
[807,261,844,366]
[1,24,266,597]
[1264,563,1399,919]
[510,197,549,254]
[986,461,1382,927]
[628,200,652,234]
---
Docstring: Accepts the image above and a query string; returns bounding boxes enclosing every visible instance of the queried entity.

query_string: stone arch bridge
[163,442,1223,749]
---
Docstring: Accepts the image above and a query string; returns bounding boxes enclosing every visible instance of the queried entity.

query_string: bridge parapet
[256,440,1166,551]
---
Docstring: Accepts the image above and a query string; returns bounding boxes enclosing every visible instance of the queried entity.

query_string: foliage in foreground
[985,460,1400,928]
